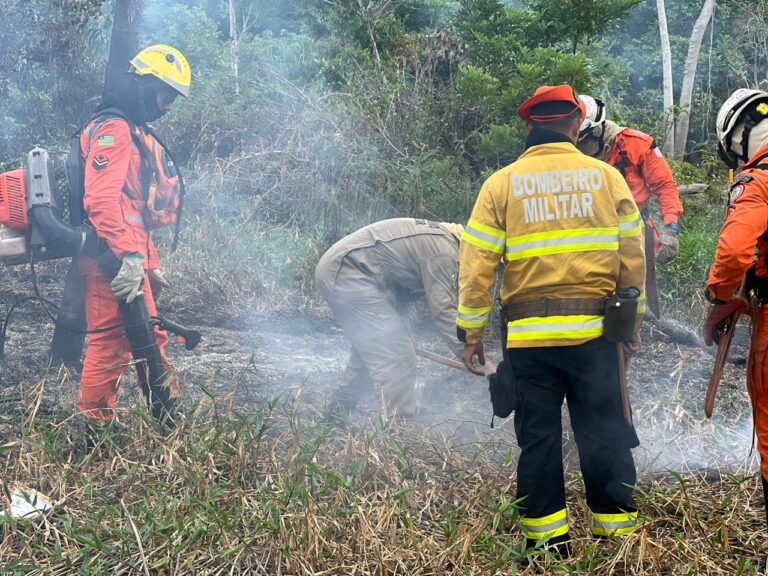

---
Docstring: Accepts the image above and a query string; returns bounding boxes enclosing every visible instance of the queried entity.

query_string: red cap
[517,85,587,123]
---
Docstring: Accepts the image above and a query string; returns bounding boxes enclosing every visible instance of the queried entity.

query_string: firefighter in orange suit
[458,85,646,554]
[706,88,768,528]
[577,95,683,317]
[78,45,190,422]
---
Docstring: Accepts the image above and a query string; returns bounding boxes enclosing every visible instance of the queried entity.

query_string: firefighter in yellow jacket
[458,85,646,554]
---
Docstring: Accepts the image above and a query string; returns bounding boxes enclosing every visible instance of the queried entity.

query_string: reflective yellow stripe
[457,304,492,329]
[462,219,505,254]
[505,227,619,261]
[637,296,646,315]
[520,508,569,540]
[507,315,604,342]
[618,211,643,237]
[592,511,638,536]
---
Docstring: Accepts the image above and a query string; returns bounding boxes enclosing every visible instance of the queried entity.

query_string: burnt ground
[0,263,759,477]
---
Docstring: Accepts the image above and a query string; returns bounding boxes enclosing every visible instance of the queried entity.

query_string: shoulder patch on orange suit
[729,184,745,204]
[92,154,109,172]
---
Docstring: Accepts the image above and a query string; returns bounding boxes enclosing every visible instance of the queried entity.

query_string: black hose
[27,205,84,255]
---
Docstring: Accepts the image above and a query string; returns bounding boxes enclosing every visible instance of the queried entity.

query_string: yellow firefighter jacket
[457,138,646,348]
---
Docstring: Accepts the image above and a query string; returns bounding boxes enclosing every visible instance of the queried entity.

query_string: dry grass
[1,376,767,576]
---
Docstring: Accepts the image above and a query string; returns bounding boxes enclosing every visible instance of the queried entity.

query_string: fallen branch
[678,183,707,195]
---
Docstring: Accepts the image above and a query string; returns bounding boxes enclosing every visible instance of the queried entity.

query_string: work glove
[704,299,748,346]
[147,268,170,299]
[110,253,145,303]
[657,223,679,264]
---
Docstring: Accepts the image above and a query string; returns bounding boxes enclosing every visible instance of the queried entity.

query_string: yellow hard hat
[130,44,191,97]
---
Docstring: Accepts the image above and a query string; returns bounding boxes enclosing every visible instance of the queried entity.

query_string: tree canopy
[1,0,764,224]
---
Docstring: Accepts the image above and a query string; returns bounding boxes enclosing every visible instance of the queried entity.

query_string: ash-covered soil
[0,262,759,476]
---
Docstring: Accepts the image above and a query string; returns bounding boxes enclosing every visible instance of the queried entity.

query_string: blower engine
[0,147,84,263]
[0,147,199,427]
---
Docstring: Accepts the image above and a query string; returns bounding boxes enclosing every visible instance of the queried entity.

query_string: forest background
[1,0,765,317]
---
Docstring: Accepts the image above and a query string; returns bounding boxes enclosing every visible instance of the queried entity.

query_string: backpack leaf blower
[0,147,200,425]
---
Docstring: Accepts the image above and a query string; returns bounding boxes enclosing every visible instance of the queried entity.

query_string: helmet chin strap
[745,119,768,160]
[578,130,606,158]
[727,106,768,166]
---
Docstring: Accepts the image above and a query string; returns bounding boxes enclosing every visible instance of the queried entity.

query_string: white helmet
[716,88,768,167]
[576,95,608,157]
[578,95,606,136]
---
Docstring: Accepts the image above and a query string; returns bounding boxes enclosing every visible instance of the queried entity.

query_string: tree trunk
[674,0,716,159]
[229,0,240,96]
[656,0,675,156]
[102,0,143,101]
[52,0,143,368]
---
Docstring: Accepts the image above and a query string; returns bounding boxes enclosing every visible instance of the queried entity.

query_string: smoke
[637,418,759,475]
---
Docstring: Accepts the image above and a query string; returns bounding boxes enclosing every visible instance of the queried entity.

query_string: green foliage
[524,0,643,53]
[456,65,500,115]
[477,124,525,165]
[454,0,529,80]
[655,159,727,311]
[657,207,722,308]
[1,0,749,308]
[0,0,107,158]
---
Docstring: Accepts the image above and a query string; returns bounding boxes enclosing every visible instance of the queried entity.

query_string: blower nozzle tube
[84,233,179,427]
[154,317,201,351]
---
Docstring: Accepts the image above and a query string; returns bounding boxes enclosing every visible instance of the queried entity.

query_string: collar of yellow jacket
[519,141,581,158]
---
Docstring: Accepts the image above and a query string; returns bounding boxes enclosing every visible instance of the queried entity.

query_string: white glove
[147,268,170,299]
[658,224,679,264]
[110,253,145,303]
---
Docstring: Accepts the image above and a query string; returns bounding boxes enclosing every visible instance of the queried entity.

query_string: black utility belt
[504,291,640,343]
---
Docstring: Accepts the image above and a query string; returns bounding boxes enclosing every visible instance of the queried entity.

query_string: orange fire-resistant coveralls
[707,142,768,481]
[605,128,683,229]
[77,116,179,421]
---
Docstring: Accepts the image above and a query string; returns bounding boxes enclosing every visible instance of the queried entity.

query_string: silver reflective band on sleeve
[457,305,492,329]
[462,220,505,254]
[637,295,647,314]
[619,212,643,237]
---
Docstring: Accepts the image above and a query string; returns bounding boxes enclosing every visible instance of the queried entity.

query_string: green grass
[1,382,766,575]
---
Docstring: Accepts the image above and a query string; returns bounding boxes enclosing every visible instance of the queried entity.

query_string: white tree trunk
[675,0,716,158]
[657,0,675,156]
[229,0,240,96]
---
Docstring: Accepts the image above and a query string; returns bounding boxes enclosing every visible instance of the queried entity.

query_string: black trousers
[509,337,638,521]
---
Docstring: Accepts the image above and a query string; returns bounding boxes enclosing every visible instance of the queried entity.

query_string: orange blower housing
[0,148,84,263]
[0,169,30,231]
[0,168,30,258]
